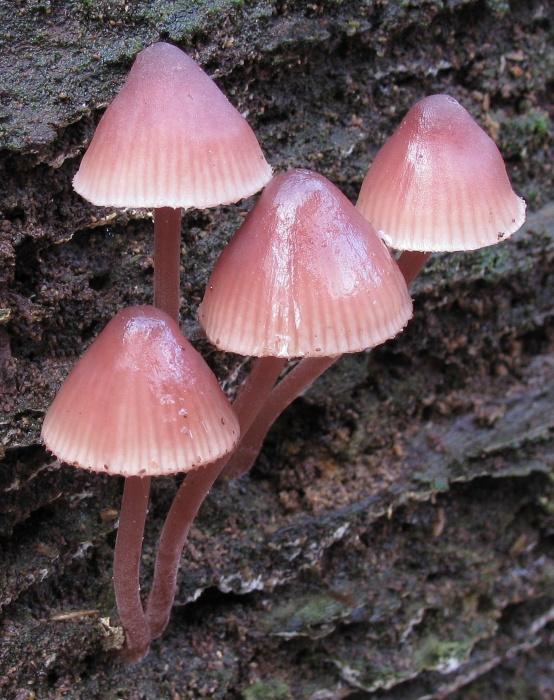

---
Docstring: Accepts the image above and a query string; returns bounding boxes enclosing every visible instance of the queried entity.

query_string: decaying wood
[0,1,552,698]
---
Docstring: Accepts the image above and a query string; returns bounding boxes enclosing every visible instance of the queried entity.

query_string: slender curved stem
[154,207,182,323]
[113,207,181,662]
[230,357,287,436]
[145,457,226,640]
[222,356,337,479]
[113,476,152,664]
[146,356,285,640]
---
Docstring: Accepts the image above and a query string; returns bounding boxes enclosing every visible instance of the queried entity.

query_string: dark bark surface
[0,1,553,698]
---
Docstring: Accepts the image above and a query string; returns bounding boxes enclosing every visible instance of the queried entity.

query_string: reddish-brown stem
[114,208,181,661]
[222,356,338,479]
[396,250,432,286]
[154,207,182,322]
[113,475,152,664]
[230,356,287,436]
[224,252,432,480]
[145,355,285,640]
[144,456,226,640]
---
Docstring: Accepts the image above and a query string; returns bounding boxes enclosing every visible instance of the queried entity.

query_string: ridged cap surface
[73,42,272,209]
[199,169,412,357]
[357,94,526,251]
[42,306,239,476]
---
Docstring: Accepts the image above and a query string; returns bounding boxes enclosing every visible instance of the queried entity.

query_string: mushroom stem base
[113,475,152,664]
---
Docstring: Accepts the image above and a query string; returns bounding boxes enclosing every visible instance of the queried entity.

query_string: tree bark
[0,1,553,698]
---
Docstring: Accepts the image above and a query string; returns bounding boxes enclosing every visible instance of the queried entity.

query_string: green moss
[539,495,554,517]
[417,635,474,671]
[515,109,551,140]
[261,592,351,637]
[0,0,254,150]
[243,679,291,700]
[499,108,552,160]
[485,0,509,14]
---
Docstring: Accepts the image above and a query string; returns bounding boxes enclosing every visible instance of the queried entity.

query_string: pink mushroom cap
[41,306,239,476]
[356,94,526,252]
[199,169,413,358]
[73,42,272,209]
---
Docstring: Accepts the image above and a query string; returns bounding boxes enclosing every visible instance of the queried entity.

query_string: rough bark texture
[0,1,553,698]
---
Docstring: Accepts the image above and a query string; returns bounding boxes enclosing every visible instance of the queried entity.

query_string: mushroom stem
[396,250,432,286]
[145,355,285,640]
[114,209,180,660]
[145,456,226,640]
[113,475,152,664]
[154,207,182,322]
[222,254,431,480]
[222,356,337,480]
[231,356,287,434]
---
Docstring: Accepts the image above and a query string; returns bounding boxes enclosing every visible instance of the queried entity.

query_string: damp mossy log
[0,1,553,698]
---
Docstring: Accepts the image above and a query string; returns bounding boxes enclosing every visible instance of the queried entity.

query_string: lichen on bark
[0,0,553,698]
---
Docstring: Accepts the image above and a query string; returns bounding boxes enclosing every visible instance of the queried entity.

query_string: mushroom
[200,169,412,358]
[73,41,272,322]
[205,169,411,479]
[42,306,239,663]
[66,41,271,658]
[356,94,526,282]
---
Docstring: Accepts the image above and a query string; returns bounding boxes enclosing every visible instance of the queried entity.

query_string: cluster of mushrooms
[40,42,526,664]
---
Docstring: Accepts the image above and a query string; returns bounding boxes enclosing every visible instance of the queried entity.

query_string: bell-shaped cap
[41,306,239,476]
[73,42,272,209]
[199,169,412,358]
[356,94,526,252]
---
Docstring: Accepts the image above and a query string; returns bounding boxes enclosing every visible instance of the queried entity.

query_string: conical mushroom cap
[199,169,412,358]
[356,94,526,252]
[41,306,239,476]
[73,42,272,209]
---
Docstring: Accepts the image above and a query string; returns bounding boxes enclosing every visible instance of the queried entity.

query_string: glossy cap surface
[357,94,526,251]
[42,306,239,476]
[74,42,272,209]
[200,169,412,357]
